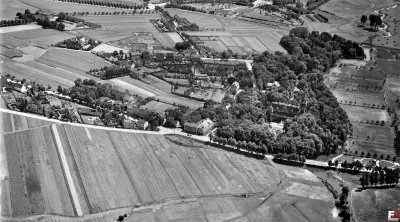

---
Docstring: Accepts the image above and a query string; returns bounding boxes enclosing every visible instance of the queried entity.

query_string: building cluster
[183,114,215,135]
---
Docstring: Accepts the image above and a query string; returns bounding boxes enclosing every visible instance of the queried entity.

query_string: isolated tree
[57,85,63,94]
[361,15,368,26]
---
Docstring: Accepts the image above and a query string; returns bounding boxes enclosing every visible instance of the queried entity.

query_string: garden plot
[167,32,184,43]
[153,33,176,49]
[141,75,172,93]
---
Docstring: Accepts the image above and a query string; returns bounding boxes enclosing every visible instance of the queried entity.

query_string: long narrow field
[0,60,95,88]
[17,0,130,13]
[36,48,112,75]
[6,28,75,47]
[76,15,160,33]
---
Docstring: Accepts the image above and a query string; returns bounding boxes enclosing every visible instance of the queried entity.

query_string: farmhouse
[266,81,281,90]
[122,116,149,130]
[184,118,215,135]
[10,82,27,93]
[47,96,62,108]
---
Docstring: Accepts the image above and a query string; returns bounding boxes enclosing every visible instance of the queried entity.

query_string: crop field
[334,66,384,80]
[6,28,75,47]
[106,76,203,108]
[36,48,112,75]
[346,123,395,157]
[55,124,281,212]
[76,15,160,34]
[2,126,75,217]
[17,0,130,14]
[0,34,28,49]
[167,8,288,53]
[378,60,400,77]
[140,100,176,112]
[340,104,391,123]
[75,29,127,42]
[141,75,172,93]
[0,46,22,59]
[0,60,88,88]
[166,32,184,43]
[107,33,163,52]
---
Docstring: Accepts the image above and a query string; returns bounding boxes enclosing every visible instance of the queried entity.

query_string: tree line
[360,168,400,188]
[53,0,148,9]
[0,9,34,27]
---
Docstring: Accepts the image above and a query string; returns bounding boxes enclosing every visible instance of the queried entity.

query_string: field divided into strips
[141,101,176,112]
[340,104,391,123]
[76,29,127,42]
[0,34,28,49]
[2,124,76,217]
[56,124,280,213]
[77,15,160,33]
[7,28,75,46]
[0,60,89,88]
[36,48,112,75]
[18,0,130,14]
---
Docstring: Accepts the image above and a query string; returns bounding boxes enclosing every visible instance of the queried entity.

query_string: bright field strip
[76,15,160,33]
[6,28,75,46]
[18,0,130,13]
[340,104,391,123]
[36,48,112,75]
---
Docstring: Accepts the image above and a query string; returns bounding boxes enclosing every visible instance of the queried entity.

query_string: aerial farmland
[1,0,400,220]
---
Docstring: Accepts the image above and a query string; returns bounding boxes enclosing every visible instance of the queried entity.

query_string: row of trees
[360,168,400,188]
[211,135,267,155]
[0,9,34,27]
[54,0,148,9]
[36,17,65,31]
[306,0,330,10]
[336,187,352,222]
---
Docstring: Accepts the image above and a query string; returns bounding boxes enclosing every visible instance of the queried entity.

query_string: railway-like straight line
[51,124,83,216]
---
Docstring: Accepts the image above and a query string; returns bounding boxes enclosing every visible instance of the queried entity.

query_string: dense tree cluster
[185,28,364,158]
[0,9,34,27]
[88,66,131,79]
[336,186,352,222]
[306,0,330,10]
[211,135,267,155]
[360,168,400,188]
[175,41,192,51]
[273,152,306,166]
[272,0,295,5]
[368,14,383,31]
[55,35,101,50]
[36,17,65,30]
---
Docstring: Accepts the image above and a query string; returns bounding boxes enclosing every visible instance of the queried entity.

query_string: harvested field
[36,48,112,75]
[340,104,390,123]
[77,15,160,33]
[105,76,203,108]
[18,0,129,13]
[140,101,176,112]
